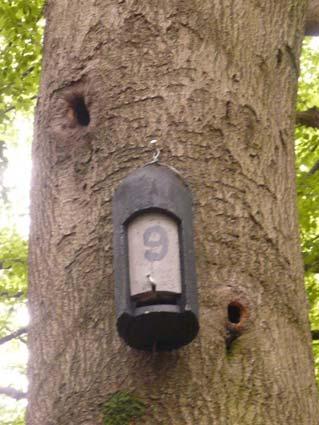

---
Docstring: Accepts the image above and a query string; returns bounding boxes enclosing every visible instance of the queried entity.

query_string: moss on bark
[103,391,146,425]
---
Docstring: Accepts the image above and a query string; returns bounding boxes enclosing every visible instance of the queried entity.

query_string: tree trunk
[27,1,319,424]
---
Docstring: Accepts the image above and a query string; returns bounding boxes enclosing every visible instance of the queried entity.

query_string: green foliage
[0,399,26,425]
[306,275,319,325]
[296,42,319,273]
[296,38,319,386]
[0,228,27,299]
[297,39,319,110]
[103,391,146,425]
[0,164,28,424]
[305,274,319,388]
[0,0,44,131]
[296,141,319,274]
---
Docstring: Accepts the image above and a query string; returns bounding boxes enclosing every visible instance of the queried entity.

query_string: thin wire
[143,139,187,183]
[144,139,161,165]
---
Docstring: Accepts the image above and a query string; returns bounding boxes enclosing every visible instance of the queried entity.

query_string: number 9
[143,225,169,261]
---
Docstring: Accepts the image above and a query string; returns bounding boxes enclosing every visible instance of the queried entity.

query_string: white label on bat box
[127,212,182,297]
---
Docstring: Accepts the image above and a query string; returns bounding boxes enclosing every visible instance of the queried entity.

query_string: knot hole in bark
[226,301,248,351]
[66,94,90,127]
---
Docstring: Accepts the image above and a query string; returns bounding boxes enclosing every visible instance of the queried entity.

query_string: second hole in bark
[228,302,242,324]
[226,301,248,351]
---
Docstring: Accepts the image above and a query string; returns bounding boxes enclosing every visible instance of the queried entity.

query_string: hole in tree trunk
[225,301,248,351]
[228,303,242,324]
[67,95,90,126]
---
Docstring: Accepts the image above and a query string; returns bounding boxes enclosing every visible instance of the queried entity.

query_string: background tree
[0,1,43,422]
[26,1,319,424]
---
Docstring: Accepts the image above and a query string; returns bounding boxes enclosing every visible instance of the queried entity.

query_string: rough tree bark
[27,1,319,424]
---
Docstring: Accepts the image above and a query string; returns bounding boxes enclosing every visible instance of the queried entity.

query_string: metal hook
[149,139,160,163]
